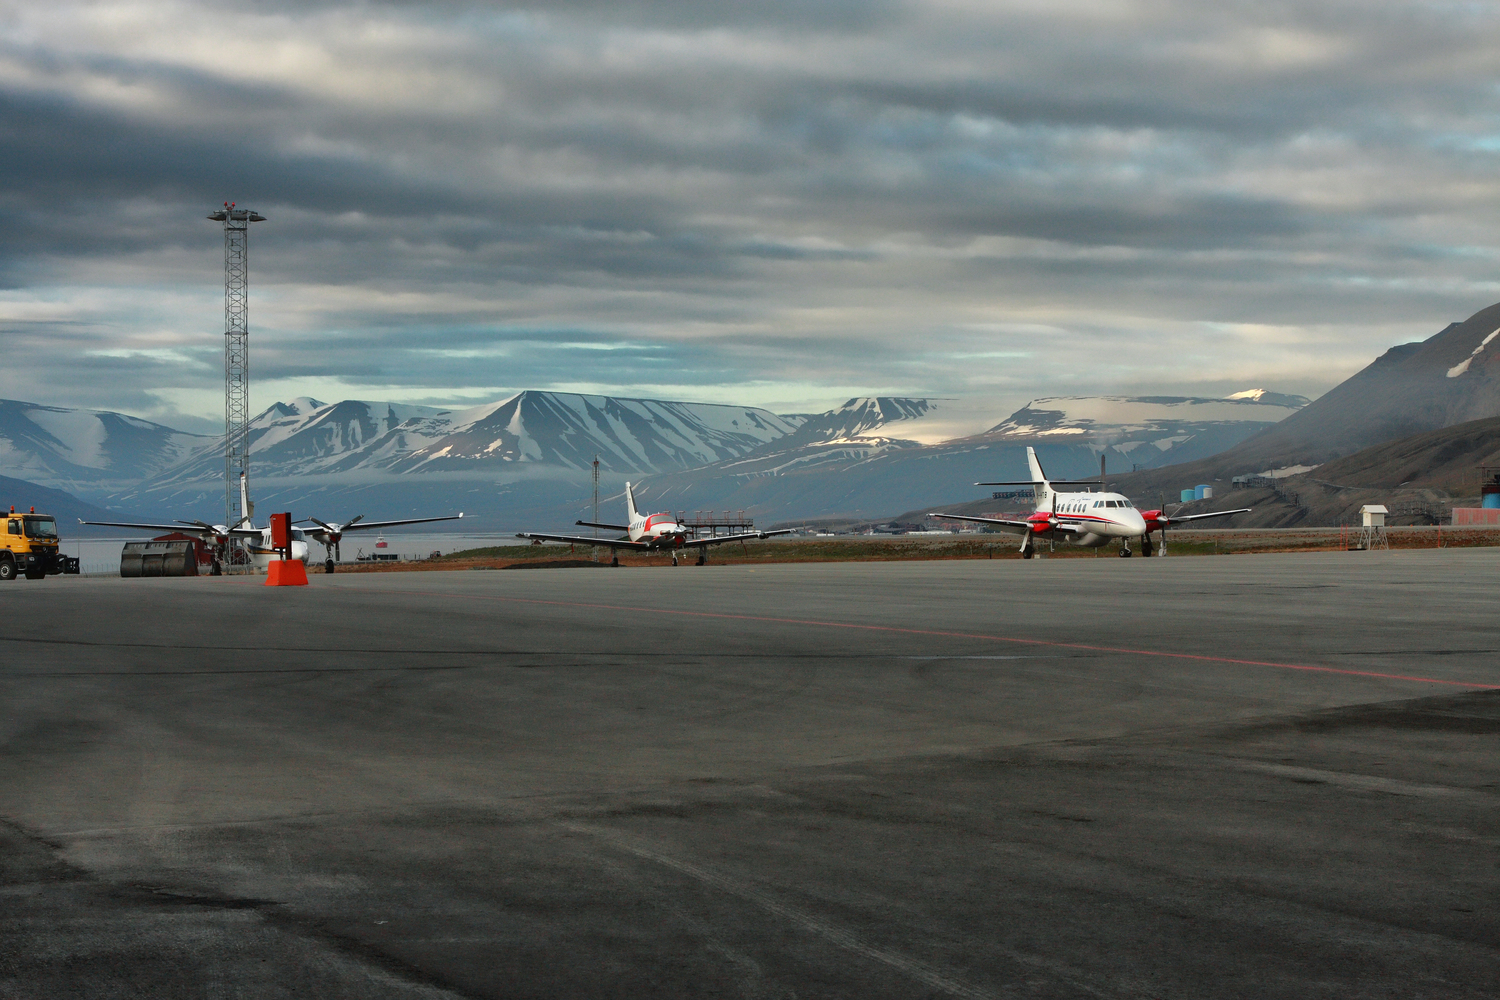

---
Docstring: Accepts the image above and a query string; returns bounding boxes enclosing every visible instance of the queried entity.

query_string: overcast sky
[3,0,1499,435]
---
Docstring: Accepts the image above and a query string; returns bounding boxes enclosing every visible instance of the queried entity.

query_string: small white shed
[1360,504,1388,527]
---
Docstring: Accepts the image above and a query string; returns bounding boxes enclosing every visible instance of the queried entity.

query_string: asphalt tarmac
[1,550,1496,999]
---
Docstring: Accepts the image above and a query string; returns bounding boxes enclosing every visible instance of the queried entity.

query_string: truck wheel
[0,560,15,581]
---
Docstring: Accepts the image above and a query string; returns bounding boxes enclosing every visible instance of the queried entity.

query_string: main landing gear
[1141,536,1154,557]
[671,552,679,566]
[696,553,706,566]
[325,558,336,574]
[611,555,620,567]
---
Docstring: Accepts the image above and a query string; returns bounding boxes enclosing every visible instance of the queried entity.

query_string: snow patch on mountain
[1447,328,1500,378]
[390,391,801,474]
[0,399,210,489]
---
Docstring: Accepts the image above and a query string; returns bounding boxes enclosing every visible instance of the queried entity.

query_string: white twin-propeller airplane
[934,447,1250,558]
[517,482,793,565]
[81,473,463,574]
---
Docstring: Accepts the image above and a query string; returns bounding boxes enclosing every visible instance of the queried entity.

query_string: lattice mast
[207,202,265,529]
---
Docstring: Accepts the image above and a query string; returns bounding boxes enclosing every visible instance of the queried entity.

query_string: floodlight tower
[207,202,266,530]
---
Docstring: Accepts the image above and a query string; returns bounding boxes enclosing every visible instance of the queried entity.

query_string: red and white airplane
[934,446,1249,558]
[516,482,792,565]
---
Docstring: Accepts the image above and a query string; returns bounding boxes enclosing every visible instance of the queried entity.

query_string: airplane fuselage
[243,527,310,568]
[1038,490,1148,547]
[630,512,687,548]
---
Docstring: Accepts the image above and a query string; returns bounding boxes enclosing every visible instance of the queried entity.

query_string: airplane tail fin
[1026,447,1053,511]
[625,482,640,522]
[239,471,255,527]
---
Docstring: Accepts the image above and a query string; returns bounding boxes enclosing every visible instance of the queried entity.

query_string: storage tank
[120,540,199,577]
[1180,489,1196,503]
[1194,484,1214,500]
[1483,480,1500,509]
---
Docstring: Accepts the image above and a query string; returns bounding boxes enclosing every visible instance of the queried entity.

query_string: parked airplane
[934,447,1249,558]
[81,473,462,574]
[80,473,299,574]
[300,512,463,573]
[516,482,793,565]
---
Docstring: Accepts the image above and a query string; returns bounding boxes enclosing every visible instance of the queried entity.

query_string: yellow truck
[1,506,81,580]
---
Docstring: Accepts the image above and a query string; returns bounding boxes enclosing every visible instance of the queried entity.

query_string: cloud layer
[3,0,1499,430]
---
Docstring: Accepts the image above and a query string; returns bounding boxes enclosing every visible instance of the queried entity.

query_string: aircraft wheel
[1021,550,1032,560]
[696,555,706,566]
[210,560,222,576]
[1119,548,1132,558]
[325,559,336,574]
[671,553,678,566]
[611,556,620,567]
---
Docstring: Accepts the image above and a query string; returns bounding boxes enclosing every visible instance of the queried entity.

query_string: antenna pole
[593,456,599,537]
[208,203,266,531]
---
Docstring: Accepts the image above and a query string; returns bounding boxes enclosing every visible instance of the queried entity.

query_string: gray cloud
[3,1,1500,428]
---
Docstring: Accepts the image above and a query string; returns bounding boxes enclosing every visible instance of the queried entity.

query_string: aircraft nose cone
[292,540,309,563]
[1126,511,1147,534]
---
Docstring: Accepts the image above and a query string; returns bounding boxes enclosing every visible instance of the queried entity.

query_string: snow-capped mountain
[135,391,804,487]
[0,399,210,490]
[1206,301,1500,470]
[979,391,1309,469]
[389,391,801,474]
[147,397,460,484]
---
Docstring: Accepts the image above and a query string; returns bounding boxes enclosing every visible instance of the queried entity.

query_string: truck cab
[1,506,80,580]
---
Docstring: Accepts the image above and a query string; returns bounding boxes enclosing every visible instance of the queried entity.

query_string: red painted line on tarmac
[375,588,1500,690]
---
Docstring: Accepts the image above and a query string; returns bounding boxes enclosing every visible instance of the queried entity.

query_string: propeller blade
[309,517,337,532]
[345,514,365,528]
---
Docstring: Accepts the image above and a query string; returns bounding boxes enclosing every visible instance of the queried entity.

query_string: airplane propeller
[307,515,364,566]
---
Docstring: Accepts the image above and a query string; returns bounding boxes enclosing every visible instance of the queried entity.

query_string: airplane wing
[78,519,260,539]
[575,520,630,531]
[1165,507,1252,524]
[932,513,1093,537]
[331,514,464,532]
[974,480,1101,487]
[681,529,795,549]
[930,513,1032,535]
[514,531,653,550]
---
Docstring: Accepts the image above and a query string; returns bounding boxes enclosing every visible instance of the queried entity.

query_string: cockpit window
[22,516,58,539]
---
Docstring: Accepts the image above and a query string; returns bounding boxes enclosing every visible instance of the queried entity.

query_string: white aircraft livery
[934,446,1249,558]
[516,482,793,565]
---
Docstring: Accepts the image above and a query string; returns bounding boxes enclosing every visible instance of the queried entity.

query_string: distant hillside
[1176,300,1500,477]
[0,475,131,536]
[391,391,801,474]
[970,391,1307,469]
[1306,416,1500,494]
[0,398,209,491]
